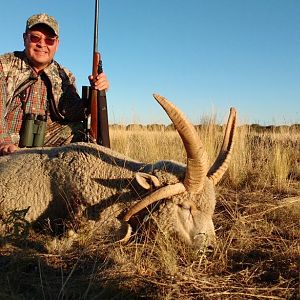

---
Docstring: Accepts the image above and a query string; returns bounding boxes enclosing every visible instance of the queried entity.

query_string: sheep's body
[0,95,236,249]
[0,143,213,243]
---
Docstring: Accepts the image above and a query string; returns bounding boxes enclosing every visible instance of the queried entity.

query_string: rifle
[83,0,110,147]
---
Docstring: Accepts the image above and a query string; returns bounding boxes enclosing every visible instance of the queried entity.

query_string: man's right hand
[0,143,18,156]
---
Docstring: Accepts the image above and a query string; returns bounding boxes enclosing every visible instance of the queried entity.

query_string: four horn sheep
[0,94,237,249]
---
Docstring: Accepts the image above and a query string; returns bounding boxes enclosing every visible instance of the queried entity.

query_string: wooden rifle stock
[89,53,99,143]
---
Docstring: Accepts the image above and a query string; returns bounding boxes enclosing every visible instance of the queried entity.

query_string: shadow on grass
[0,248,146,300]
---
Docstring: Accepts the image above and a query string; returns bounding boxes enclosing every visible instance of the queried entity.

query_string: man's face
[23,24,59,73]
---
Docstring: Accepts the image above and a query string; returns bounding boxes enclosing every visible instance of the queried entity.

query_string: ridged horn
[123,183,186,222]
[153,94,208,193]
[207,107,237,185]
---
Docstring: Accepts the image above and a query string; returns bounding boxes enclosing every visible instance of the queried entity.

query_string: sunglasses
[27,33,57,46]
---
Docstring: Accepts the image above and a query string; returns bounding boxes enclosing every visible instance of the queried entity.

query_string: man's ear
[135,172,161,190]
[23,33,27,47]
[55,38,60,51]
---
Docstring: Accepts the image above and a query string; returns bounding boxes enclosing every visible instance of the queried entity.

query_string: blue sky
[1,1,299,125]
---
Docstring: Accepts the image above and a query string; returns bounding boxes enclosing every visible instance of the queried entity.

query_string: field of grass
[0,122,299,299]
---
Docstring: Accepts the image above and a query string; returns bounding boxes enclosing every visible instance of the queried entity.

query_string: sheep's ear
[135,172,161,190]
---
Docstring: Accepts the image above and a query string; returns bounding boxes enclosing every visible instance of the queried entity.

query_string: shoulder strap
[41,72,65,122]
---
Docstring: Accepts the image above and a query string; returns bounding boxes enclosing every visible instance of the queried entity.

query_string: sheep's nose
[194,232,216,252]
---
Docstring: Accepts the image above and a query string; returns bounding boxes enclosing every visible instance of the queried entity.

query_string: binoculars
[19,113,47,147]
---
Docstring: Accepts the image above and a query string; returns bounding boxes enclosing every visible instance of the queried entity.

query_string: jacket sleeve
[0,60,14,144]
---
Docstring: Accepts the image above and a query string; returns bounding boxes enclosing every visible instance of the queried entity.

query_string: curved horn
[207,107,237,185]
[153,94,208,193]
[123,183,186,222]
[117,223,133,244]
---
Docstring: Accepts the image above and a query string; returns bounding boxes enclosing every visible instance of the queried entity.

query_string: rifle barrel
[93,0,99,55]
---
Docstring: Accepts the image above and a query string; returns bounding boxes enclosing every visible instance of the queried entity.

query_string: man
[0,13,109,156]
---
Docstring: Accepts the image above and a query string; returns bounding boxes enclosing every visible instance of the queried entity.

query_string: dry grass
[0,122,299,299]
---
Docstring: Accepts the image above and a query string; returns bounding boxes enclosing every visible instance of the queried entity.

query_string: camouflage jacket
[0,51,85,122]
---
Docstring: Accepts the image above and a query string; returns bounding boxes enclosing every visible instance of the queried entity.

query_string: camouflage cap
[26,13,59,36]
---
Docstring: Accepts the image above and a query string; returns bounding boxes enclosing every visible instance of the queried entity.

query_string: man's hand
[88,73,109,91]
[0,143,18,156]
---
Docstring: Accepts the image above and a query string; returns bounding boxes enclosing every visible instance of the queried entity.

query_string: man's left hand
[88,73,109,91]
